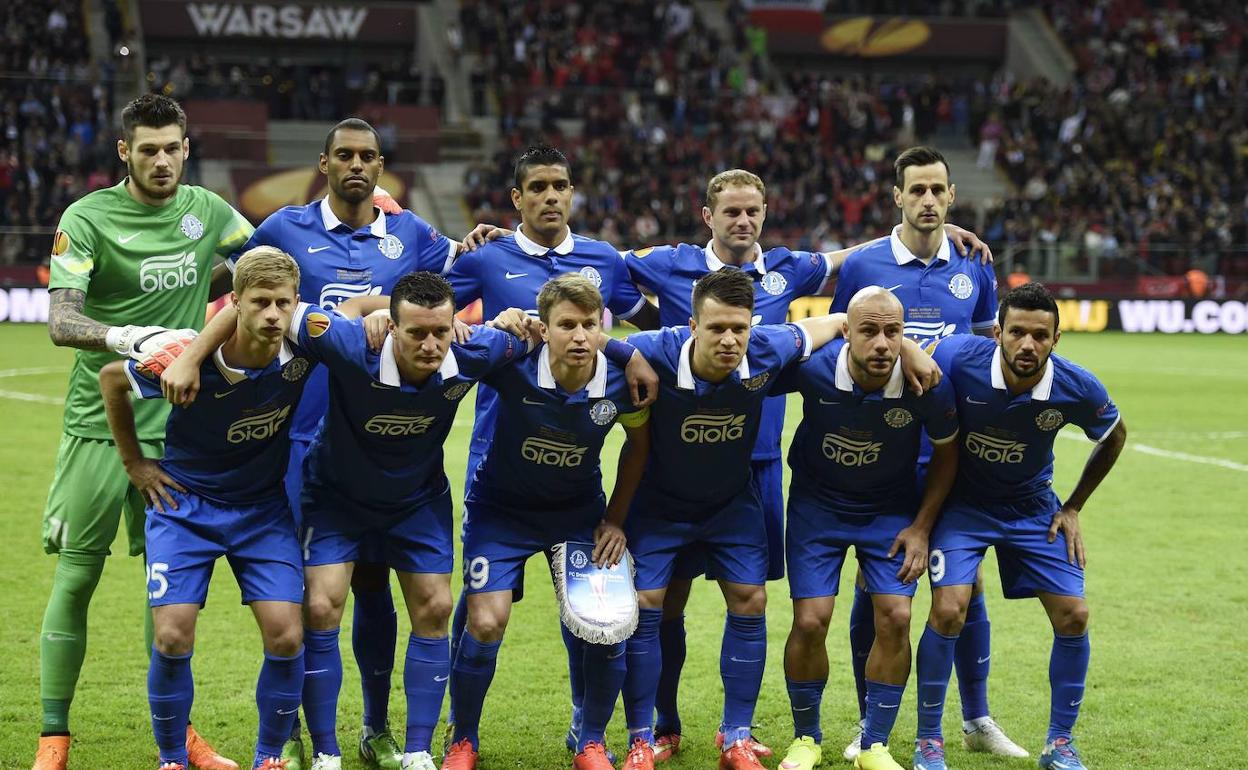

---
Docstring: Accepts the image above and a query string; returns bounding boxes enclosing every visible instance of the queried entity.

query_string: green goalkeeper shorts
[42,433,164,557]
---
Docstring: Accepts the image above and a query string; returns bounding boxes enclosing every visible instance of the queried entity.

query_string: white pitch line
[0,366,67,378]
[0,388,63,405]
[1059,431,1248,473]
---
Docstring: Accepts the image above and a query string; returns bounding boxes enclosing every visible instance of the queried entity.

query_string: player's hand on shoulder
[899,339,942,395]
[889,524,930,583]
[592,520,627,567]
[363,309,391,351]
[124,457,186,514]
[944,223,993,264]
[453,317,475,344]
[1048,504,1086,569]
[460,223,511,252]
[160,352,203,406]
[487,307,532,338]
[624,349,659,408]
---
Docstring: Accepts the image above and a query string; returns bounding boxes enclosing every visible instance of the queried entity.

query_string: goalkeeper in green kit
[33,94,253,770]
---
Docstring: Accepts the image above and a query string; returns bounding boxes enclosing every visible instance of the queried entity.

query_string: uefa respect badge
[552,541,639,645]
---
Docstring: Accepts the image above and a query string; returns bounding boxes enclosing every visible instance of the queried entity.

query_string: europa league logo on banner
[552,541,639,645]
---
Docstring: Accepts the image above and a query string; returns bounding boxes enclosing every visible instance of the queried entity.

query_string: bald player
[771,287,960,770]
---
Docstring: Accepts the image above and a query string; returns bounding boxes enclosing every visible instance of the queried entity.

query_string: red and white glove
[132,328,199,377]
[373,185,402,214]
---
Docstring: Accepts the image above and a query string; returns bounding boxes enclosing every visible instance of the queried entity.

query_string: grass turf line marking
[1058,431,1248,473]
[0,389,62,405]
[0,366,67,378]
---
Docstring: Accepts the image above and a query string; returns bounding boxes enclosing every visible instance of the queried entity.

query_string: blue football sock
[450,632,501,750]
[149,648,193,766]
[303,629,342,757]
[352,584,397,733]
[847,584,875,721]
[1048,632,1090,743]
[655,614,686,735]
[578,640,627,751]
[404,634,450,753]
[255,647,305,764]
[785,677,825,742]
[915,625,957,740]
[560,619,587,715]
[623,608,662,739]
[862,680,906,748]
[954,594,991,721]
[720,612,766,745]
[447,590,468,725]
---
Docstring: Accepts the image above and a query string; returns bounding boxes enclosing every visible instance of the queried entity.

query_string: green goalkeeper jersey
[49,180,254,440]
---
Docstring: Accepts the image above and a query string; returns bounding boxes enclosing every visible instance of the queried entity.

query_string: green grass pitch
[0,325,1244,769]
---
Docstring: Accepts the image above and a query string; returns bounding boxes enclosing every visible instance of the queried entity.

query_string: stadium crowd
[0,1,120,265]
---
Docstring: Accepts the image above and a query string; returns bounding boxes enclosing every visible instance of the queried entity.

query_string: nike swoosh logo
[729,657,762,664]
[885,284,903,291]
[966,396,988,405]
[118,232,140,244]
[922,701,941,708]
[307,245,331,253]
[522,397,544,405]
[276,707,299,715]
[305,669,328,675]
[879,703,899,709]
[152,714,178,721]
[371,381,394,389]
[818,398,841,405]
[977,655,991,664]
[434,675,449,682]
[43,632,76,642]
[505,272,528,280]
[607,650,626,660]
[1069,699,1083,707]
[373,668,392,676]
[214,390,236,399]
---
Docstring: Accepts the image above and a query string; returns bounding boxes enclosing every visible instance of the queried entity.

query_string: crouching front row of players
[100,245,1126,770]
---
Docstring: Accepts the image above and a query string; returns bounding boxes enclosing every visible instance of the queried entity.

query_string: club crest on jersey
[283,358,310,381]
[884,407,913,428]
[569,549,589,569]
[1035,408,1065,431]
[305,312,331,337]
[378,234,404,260]
[180,214,205,240]
[948,273,973,300]
[761,271,788,296]
[589,399,618,426]
[579,266,603,288]
[444,382,473,401]
[741,372,770,392]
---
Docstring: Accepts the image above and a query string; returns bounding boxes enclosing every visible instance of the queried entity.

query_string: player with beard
[34,93,252,770]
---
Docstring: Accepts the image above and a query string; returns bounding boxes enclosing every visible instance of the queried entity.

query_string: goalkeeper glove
[107,326,199,376]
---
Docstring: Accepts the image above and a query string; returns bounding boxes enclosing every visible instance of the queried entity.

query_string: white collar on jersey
[889,224,950,265]
[537,344,608,397]
[212,340,295,385]
[834,343,905,398]
[990,345,1054,400]
[676,333,750,390]
[378,333,459,387]
[704,239,766,274]
[516,224,575,256]
[319,196,386,237]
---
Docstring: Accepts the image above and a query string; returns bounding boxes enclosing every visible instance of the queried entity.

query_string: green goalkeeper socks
[39,552,105,734]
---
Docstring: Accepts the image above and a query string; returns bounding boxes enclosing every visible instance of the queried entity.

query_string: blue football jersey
[932,334,1121,507]
[626,323,812,520]
[124,342,314,505]
[286,303,526,518]
[447,226,646,458]
[776,338,959,517]
[830,227,998,343]
[232,197,458,442]
[467,345,649,517]
[623,241,833,461]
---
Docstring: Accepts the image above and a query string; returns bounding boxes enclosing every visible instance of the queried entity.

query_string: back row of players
[35,94,1126,770]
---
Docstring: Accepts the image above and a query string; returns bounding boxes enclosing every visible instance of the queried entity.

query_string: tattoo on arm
[48,289,111,350]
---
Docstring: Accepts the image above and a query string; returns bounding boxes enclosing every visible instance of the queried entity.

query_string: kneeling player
[98,248,312,770]
[444,274,651,770]
[912,283,1127,770]
[774,287,958,770]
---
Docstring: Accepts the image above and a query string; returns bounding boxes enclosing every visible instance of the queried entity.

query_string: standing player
[229,117,468,770]
[97,248,312,770]
[913,283,1126,770]
[35,93,251,770]
[772,287,958,770]
[617,168,989,760]
[443,274,651,770]
[829,146,1018,761]
[443,145,655,754]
